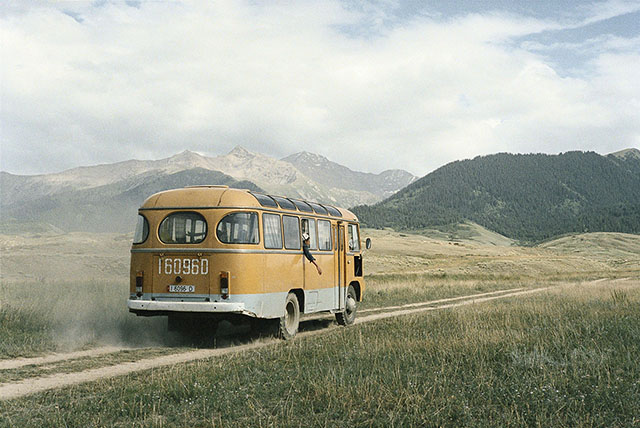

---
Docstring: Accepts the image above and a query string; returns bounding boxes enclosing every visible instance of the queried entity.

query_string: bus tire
[279,292,300,340]
[336,285,357,326]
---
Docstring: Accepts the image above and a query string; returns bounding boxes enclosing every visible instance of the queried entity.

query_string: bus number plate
[168,285,195,293]
[159,257,209,276]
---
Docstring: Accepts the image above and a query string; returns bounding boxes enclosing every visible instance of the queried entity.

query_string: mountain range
[3,145,638,241]
[0,147,416,233]
[352,149,640,242]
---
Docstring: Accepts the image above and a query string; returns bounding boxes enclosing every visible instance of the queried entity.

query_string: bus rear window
[133,214,149,244]
[217,212,259,244]
[159,212,207,244]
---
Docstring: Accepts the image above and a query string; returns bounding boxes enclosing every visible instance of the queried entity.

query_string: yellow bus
[128,185,370,339]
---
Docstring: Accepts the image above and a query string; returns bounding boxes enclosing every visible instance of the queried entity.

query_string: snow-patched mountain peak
[227,146,253,158]
[170,149,203,159]
[285,151,332,167]
[283,151,417,196]
[167,150,207,164]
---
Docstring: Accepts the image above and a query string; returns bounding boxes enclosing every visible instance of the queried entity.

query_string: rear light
[220,271,230,299]
[136,271,144,297]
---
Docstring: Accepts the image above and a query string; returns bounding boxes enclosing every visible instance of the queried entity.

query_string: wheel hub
[346,296,356,314]
[285,302,296,332]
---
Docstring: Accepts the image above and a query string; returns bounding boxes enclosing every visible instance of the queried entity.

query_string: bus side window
[263,213,283,249]
[302,218,317,250]
[216,212,259,244]
[318,220,331,251]
[283,215,301,250]
[348,224,360,251]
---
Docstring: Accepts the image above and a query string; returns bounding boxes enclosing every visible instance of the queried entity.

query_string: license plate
[168,285,195,293]
[159,257,209,276]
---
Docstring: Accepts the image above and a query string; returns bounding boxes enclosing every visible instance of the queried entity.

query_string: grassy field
[1,281,639,427]
[0,229,639,426]
[0,229,638,357]
[0,280,170,358]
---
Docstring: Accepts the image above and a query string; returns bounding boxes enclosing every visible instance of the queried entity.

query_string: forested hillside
[352,151,640,242]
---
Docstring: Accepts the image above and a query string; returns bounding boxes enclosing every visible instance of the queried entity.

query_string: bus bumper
[127,299,249,315]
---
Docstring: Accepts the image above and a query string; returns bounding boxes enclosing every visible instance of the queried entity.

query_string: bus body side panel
[303,252,335,313]
[262,252,303,316]
[209,252,274,318]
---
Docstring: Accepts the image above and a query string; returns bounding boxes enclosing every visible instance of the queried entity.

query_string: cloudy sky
[1,0,639,177]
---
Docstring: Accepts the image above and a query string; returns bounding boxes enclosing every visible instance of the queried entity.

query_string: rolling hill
[352,150,640,242]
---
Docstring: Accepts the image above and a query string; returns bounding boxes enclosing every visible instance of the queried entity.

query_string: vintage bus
[128,185,369,339]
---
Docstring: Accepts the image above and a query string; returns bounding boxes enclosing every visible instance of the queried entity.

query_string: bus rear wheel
[336,285,357,326]
[279,292,300,340]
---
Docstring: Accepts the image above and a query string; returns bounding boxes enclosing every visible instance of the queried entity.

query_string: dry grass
[1,229,638,359]
[1,281,638,427]
[0,229,639,426]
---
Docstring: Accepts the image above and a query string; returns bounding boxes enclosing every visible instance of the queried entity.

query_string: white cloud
[1,1,638,177]
[579,0,640,25]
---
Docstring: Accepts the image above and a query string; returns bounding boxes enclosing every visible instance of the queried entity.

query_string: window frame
[262,213,283,249]
[215,211,260,245]
[283,215,301,250]
[348,223,361,252]
[317,219,332,251]
[133,214,149,245]
[301,217,318,250]
[158,211,208,245]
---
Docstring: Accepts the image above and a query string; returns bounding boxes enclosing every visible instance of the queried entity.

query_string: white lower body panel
[128,292,287,318]
[129,287,340,319]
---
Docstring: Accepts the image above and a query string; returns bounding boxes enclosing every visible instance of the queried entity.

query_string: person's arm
[311,259,322,275]
[303,243,322,275]
[303,244,315,261]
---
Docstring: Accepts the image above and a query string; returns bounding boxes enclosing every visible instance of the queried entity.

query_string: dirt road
[0,279,633,401]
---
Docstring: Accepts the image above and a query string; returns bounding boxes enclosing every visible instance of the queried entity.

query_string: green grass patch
[1,283,638,427]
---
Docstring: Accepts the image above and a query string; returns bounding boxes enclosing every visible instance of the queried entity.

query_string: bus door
[334,222,346,311]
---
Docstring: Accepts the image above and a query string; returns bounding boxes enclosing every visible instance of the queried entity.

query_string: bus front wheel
[279,292,300,340]
[336,285,357,326]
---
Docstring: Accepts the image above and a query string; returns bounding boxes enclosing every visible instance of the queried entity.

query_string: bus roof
[139,186,359,221]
